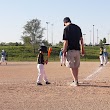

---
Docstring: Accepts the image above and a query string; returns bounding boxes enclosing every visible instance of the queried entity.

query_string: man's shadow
[79,82,110,88]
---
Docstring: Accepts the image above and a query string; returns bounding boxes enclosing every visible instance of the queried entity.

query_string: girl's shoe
[37,83,42,86]
[46,81,51,84]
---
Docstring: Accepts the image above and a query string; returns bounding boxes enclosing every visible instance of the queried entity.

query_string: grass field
[0,45,110,61]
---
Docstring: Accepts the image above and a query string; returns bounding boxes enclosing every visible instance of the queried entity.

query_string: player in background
[0,50,7,65]
[103,48,108,65]
[59,48,66,66]
[99,47,104,66]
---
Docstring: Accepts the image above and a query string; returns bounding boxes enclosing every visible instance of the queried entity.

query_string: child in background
[99,47,104,66]
[59,48,66,66]
[103,48,108,65]
[36,48,51,86]
[0,50,7,65]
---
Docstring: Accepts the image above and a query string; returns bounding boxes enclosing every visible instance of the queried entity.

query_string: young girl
[36,48,51,85]
[99,47,104,66]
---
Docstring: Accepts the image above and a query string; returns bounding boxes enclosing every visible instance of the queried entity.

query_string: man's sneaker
[37,83,42,86]
[70,81,78,87]
[99,64,103,67]
[46,81,51,85]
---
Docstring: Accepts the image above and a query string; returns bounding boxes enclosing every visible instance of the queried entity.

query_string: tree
[99,39,103,46]
[7,42,22,46]
[56,41,63,47]
[21,36,31,45]
[21,18,45,46]
[103,38,106,44]
[42,39,52,46]
[0,42,6,46]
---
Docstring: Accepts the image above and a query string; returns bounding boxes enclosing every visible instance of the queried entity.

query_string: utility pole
[97,29,99,44]
[93,25,94,46]
[90,30,91,45]
[46,22,49,42]
[83,34,86,44]
[51,24,53,45]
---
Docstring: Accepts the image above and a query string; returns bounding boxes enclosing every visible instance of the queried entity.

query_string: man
[62,17,84,87]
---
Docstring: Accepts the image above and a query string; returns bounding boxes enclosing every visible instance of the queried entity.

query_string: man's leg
[70,67,78,86]
[70,67,78,82]
[66,50,80,86]
[70,50,80,82]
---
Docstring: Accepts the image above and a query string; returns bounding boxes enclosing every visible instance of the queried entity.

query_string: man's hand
[80,45,85,56]
[62,49,67,57]
[80,37,85,56]
[81,49,85,56]
[62,40,68,55]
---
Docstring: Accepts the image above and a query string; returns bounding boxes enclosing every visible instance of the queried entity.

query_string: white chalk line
[84,66,103,81]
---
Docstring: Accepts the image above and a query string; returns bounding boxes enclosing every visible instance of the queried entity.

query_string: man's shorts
[66,50,80,68]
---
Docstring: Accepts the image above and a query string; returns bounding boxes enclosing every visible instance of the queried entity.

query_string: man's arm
[63,40,68,53]
[80,37,85,55]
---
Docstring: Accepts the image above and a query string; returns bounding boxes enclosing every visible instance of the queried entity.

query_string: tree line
[0,18,109,48]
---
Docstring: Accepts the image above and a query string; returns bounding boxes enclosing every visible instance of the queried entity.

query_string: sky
[0,0,110,44]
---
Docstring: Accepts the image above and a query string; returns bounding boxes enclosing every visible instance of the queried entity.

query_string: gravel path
[0,62,110,110]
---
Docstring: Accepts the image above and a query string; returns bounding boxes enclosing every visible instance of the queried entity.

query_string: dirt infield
[0,62,110,110]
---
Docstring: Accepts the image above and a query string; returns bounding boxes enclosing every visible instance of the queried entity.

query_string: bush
[0,45,110,61]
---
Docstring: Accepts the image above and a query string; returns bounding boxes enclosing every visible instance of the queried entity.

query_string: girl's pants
[37,64,48,83]
[99,55,103,65]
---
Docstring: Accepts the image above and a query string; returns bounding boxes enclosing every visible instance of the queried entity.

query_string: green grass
[0,45,110,61]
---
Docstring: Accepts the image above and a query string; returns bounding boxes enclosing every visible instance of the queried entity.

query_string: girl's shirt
[99,49,103,55]
[37,53,44,65]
